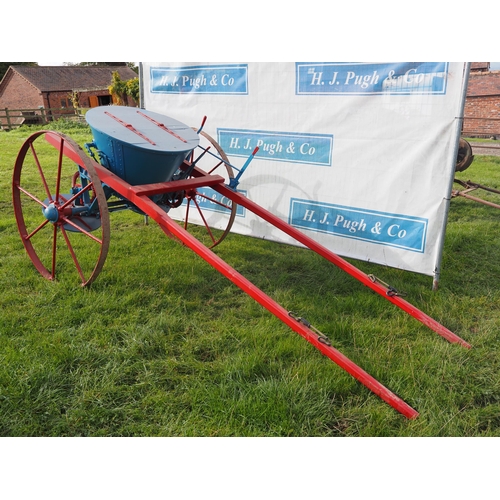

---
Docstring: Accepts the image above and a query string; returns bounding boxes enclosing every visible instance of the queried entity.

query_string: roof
[467,71,500,97]
[8,65,138,92]
[470,62,490,72]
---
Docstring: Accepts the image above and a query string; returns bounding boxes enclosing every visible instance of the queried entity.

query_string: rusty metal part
[453,139,500,209]
[288,311,332,346]
[452,179,500,209]
[455,139,474,172]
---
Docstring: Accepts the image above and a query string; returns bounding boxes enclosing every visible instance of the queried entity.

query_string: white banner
[140,62,469,280]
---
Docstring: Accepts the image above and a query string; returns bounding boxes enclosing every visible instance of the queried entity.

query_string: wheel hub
[42,202,60,223]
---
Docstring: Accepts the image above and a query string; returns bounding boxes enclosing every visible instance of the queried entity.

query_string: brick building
[0,65,138,127]
[463,62,500,139]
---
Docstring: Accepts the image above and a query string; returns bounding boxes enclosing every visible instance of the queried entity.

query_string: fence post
[5,108,12,131]
[40,108,47,124]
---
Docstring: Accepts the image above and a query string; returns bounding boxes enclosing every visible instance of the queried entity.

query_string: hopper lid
[86,106,199,153]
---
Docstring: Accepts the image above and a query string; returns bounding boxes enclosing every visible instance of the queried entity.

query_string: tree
[64,62,126,66]
[126,77,140,102]
[64,62,137,72]
[126,62,139,74]
[108,71,139,105]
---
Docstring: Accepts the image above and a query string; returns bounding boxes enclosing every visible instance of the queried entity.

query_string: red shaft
[211,181,471,349]
[47,135,464,417]
[90,162,419,418]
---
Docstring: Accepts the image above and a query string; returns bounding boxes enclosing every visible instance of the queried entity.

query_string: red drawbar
[42,133,473,418]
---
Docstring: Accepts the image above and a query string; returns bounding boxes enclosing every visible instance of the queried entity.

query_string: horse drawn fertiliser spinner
[12,106,471,419]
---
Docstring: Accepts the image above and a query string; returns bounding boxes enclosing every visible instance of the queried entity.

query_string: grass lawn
[1,121,500,437]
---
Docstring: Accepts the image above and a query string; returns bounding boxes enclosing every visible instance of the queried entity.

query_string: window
[89,95,113,108]
[98,95,112,106]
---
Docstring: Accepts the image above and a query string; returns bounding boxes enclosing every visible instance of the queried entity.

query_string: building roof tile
[11,65,138,92]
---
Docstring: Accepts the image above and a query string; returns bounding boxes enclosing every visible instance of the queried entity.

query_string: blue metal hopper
[85,106,199,185]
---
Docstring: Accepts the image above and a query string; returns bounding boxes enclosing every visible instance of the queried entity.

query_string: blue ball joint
[42,203,59,223]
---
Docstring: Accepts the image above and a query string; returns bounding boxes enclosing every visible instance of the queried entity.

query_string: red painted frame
[47,135,473,419]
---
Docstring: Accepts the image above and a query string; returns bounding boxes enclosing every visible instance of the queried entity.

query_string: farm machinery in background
[453,138,500,209]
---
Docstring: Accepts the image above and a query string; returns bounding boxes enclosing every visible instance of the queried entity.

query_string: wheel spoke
[71,215,93,232]
[60,215,104,244]
[55,136,64,201]
[193,190,232,211]
[25,219,50,241]
[16,185,49,208]
[59,181,94,210]
[183,198,191,231]
[207,160,224,175]
[51,224,57,280]
[60,226,87,283]
[191,194,217,244]
[30,142,53,201]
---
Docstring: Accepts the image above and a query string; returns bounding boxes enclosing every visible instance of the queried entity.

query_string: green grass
[1,123,500,436]
[464,136,500,144]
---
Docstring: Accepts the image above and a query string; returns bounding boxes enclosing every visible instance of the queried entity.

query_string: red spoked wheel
[169,130,238,248]
[12,130,110,286]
